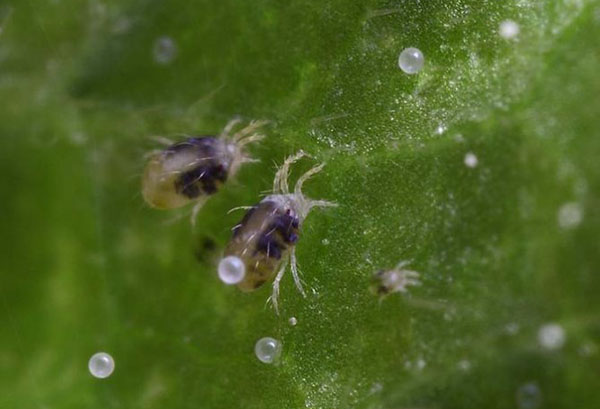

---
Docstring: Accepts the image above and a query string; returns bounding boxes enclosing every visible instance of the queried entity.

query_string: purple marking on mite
[170,137,229,199]
[176,163,227,198]
[166,136,215,154]
[257,234,283,260]
[253,211,300,259]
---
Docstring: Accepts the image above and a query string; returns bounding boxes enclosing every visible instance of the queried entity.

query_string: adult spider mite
[217,151,337,313]
[371,260,422,298]
[142,119,268,224]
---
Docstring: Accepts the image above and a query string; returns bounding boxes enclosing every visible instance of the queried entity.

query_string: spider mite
[371,260,422,298]
[141,119,268,224]
[218,151,337,313]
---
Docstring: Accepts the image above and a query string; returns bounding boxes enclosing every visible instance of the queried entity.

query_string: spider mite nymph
[217,151,337,313]
[371,261,422,298]
[142,119,268,224]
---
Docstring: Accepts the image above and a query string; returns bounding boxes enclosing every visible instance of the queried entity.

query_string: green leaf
[1,0,599,408]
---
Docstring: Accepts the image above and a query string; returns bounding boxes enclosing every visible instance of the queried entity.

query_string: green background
[1,0,599,408]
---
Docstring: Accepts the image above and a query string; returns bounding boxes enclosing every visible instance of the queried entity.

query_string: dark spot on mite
[371,271,389,295]
[177,168,202,198]
[257,234,283,260]
[272,212,300,244]
[254,212,300,259]
[177,162,229,197]
[168,136,230,198]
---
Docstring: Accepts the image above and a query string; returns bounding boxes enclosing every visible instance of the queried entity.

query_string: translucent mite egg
[88,352,115,379]
[505,322,520,335]
[557,202,583,229]
[457,359,471,371]
[464,152,478,168]
[288,317,298,326]
[538,323,565,350]
[499,20,520,40]
[516,382,542,409]
[153,36,177,64]
[254,337,281,364]
[398,47,424,74]
[218,255,246,284]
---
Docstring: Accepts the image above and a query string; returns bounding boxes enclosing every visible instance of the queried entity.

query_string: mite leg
[290,247,307,297]
[307,199,338,211]
[240,156,261,164]
[220,118,242,138]
[161,210,189,226]
[190,197,208,227]
[273,151,306,194]
[395,269,421,293]
[232,120,269,143]
[150,135,177,146]
[269,258,289,314]
[395,260,412,270]
[294,163,324,195]
[144,135,182,159]
[227,205,256,214]
[237,132,265,149]
[403,270,422,288]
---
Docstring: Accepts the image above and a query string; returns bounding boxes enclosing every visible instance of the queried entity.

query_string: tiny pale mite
[142,119,267,224]
[222,151,336,313]
[371,260,422,297]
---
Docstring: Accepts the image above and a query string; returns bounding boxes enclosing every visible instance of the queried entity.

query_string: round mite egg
[88,352,115,379]
[398,47,424,74]
[221,151,337,313]
[464,152,478,168]
[499,20,520,40]
[557,202,583,229]
[218,255,246,284]
[538,323,565,350]
[254,337,281,364]
[153,36,178,64]
[142,119,267,224]
[516,382,542,409]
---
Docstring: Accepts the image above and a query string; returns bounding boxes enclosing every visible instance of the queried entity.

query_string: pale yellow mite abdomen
[141,119,268,221]
[142,137,230,210]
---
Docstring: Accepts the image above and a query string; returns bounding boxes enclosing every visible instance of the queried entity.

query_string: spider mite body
[143,136,227,209]
[220,151,336,313]
[142,119,267,223]
[371,261,422,297]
